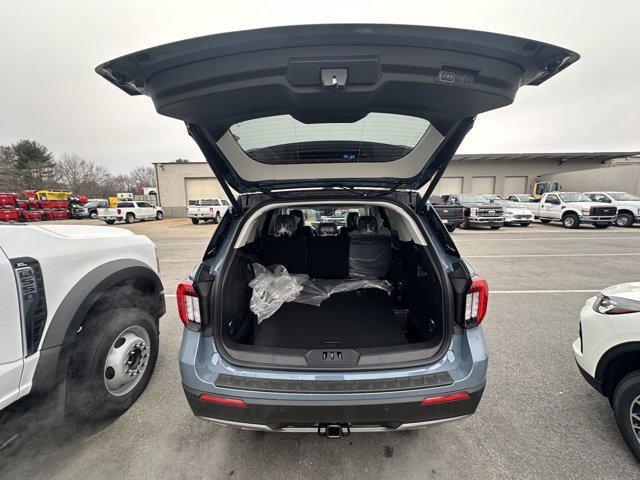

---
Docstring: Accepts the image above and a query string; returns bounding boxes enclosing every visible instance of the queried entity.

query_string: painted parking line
[155,242,208,246]
[493,288,601,294]
[465,252,640,258]
[455,236,640,242]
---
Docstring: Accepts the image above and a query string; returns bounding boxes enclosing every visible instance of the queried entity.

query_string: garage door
[504,176,528,195]
[184,177,222,202]
[471,176,496,194]
[432,176,464,195]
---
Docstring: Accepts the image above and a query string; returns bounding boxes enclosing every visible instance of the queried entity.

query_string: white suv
[0,224,165,423]
[574,282,640,461]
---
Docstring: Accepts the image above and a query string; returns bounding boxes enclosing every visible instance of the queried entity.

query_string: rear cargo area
[217,203,448,368]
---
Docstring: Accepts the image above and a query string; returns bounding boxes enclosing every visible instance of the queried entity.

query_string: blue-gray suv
[97,24,578,435]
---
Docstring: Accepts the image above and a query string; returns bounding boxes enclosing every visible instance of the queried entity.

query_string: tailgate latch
[321,68,348,91]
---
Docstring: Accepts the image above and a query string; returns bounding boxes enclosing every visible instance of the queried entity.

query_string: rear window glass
[229,113,431,164]
[117,202,134,208]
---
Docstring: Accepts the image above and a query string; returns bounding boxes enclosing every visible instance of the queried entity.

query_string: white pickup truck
[0,224,164,426]
[98,201,164,224]
[186,198,229,224]
[584,191,640,228]
[516,192,617,229]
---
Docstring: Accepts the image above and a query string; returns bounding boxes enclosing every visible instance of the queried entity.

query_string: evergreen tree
[11,140,56,189]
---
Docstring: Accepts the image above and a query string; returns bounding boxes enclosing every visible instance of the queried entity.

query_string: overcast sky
[1,0,638,173]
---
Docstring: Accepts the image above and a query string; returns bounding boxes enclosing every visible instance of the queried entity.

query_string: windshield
[610,192,640,201]
[229,113,431,164]
[84,201,101,208]
[559,193,591,202]
[457,195,490,203]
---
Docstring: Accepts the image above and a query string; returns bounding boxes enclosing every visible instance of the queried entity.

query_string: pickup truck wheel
[191,218,200,224]
[460,218,469,229]
[612,371,640,462]
[90,212,98,219]
[562,213,580,229]
[594,223,610,229]
[66,307,159,421]
[445,224,457,233]
[125,213,135,224]
[520,223,531,227]
[105,220,116,225]
[540,219,552,224]
[155,211,163,220]
[489,226,501,230]
[616,213,635,227]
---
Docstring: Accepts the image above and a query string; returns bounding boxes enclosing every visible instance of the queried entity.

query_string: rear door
[97,24,579,195]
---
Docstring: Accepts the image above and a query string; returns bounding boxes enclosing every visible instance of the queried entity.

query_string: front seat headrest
[346,211,359,229]
[357,216,379,234]
[317,223,338,236]
[274,215,297,237]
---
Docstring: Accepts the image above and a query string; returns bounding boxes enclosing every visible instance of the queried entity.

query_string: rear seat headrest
[274,214,297,236]
[357,216,379,234]
[289,209,303,226]
[346,211,359,229]
[317,223,338,236]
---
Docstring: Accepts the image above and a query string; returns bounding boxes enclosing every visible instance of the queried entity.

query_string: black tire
[490,226,501,230]
[612,371,640,462]
[562,213,580,229]
[461,217,470,229]
[520,222,531,227]
[105,220,116,225]
[125,213,135,224]
[155,211,163,220]
[191,218,199,225]
[66,307,159,421]
[594,223,610,229]
[540,219,552,224]
[214,211,221,224]
[445,224,457,233]
[616,213,635,228]
[90,211,98,219]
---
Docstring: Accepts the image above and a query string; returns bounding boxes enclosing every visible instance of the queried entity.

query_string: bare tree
[55,153,112,197]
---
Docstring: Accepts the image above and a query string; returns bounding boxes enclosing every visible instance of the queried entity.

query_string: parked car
[441,194,505,230]
[0,223,165,420]
[506,193,539,203]
[428,195,465,232]
[71,199,109,219]
[187,198,230,224]
[98,201,163,224]
[527,192,617,229]
[483,194,502,202]
[97,24,578,434]
[574,282,640,462]
[584,191,640,228]
[487,198,534,227]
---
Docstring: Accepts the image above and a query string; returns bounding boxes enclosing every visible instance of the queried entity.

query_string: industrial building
[154,152,640,217]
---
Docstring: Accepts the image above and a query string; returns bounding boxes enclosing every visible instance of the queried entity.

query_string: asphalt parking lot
[2,218,640,479]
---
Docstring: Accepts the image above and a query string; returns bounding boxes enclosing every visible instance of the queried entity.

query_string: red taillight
[199,394,247,408]
[176,279,201,325]
[209,207,214,213]
[420,391,469,405]
[117,208,121,214]
[463,276,488,328]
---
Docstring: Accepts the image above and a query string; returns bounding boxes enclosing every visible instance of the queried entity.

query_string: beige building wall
[154,162,221,217]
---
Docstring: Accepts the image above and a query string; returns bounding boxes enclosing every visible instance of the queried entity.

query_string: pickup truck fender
[31,259,165,394]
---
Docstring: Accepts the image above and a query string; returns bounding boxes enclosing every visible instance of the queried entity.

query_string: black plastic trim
[215,372,453,393]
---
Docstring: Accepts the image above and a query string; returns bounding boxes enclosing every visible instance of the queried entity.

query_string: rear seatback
[260,214,391,279]
[348,216,392,279]
[260,215,308,273]
[307,223,349,278]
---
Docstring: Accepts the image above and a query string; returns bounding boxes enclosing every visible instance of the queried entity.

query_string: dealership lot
[2,219,640,479]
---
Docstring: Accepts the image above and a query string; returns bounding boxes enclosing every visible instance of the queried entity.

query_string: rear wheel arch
[31,261,165,394]
[596,343,640,400]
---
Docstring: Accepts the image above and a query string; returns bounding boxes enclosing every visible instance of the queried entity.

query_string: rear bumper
[184,385,484,431]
